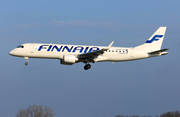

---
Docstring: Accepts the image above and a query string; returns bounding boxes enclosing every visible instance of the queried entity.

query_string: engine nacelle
[60,55,77,65]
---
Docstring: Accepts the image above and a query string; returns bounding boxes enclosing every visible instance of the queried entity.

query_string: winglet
[103,41,114,50]
[108,41,114,48]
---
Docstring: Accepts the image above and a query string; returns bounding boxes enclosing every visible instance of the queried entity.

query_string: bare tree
[16,105,54,117]
[160,110,180,117]
[115,115,140,117]
[115,115,125,117]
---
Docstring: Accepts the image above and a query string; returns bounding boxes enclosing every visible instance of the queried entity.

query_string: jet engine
[60,55,78,65]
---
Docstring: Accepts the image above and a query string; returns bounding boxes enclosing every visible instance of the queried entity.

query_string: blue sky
[1,0,180,117]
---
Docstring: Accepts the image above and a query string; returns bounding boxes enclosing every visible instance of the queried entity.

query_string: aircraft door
[30,44,35,53]
[130,48,134,58]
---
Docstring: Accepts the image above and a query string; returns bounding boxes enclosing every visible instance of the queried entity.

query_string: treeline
[115,110,180,117]
[16,105,179,117]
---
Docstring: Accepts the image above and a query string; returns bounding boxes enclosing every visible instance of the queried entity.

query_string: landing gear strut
[24,57,29,66]
[84,64,91,70]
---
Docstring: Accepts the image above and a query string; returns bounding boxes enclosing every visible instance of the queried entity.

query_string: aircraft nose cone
[9,50,15,55]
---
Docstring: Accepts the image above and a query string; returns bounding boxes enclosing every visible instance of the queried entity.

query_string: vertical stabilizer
[134,27,167,51]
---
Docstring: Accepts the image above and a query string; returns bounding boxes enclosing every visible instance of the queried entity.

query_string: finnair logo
[38,45,100,53]
[146,35,163,43]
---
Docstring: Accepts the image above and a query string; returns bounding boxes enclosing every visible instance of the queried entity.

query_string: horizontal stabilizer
[148,48,169,55]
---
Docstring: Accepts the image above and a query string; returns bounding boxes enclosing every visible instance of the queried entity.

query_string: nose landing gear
[24,57,29,66]
[84,64,91,70]
[25,62,28,66]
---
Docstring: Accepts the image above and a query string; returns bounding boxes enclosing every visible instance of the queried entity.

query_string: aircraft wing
[77,41,114,59]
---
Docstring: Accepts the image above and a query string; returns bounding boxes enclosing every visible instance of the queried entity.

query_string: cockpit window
[17,45,24,48]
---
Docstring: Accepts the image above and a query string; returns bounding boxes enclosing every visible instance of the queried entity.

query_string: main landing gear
[84,64,91,70]
[24,57,29,66]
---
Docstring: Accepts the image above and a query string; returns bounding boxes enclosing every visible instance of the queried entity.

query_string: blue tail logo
[146,35,163,43]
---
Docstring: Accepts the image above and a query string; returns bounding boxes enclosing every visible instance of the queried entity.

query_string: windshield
[17,45,24,48]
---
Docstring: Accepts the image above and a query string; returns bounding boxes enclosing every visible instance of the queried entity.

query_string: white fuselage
[9,27,168,70]
[9,43,149,62]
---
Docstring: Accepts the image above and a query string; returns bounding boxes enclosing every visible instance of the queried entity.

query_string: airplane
[9,27,169,70]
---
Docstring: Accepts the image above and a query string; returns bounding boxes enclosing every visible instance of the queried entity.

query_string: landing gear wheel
[25,62,28,66]
[84,64,91,70]
[87,64,91,69]
[84,66,88,70]
[24,57,29,66]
